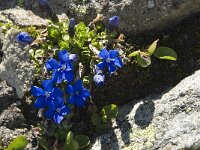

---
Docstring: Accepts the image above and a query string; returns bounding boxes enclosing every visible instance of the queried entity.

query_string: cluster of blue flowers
[17,15,122,124]
[31,50,90,124]
[93,16,123,85]
[93,48,123,85]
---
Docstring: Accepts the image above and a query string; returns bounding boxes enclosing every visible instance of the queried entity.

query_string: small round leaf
[74,135,90,149]
[154,47,177,60]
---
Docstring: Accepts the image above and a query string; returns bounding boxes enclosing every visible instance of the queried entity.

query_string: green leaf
[37,137,50,150]
[154,47,177,60]
[147,39,159,55]
[74,135,90,149]
[137,52,151,67]
[64,131,79,150]
[91,113,102,127]
[101,104,118,119]
[5,135,28,150]
[129,51,140,57]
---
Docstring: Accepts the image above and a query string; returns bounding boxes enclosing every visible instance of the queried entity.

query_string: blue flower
[45,100,71,124]
[109,16,119,26]
[68,18,76,36]
[31,79,64,109]
[66,80,90,108]
[46,50,76,83]
[69,18,76,28]
[93,73,105,86]
[17,32,33,44]
[97,48,123,74]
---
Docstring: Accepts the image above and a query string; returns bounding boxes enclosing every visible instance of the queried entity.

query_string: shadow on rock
[134,100,155,128]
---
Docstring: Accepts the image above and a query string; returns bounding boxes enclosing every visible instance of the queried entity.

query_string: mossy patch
[122,125,156,150]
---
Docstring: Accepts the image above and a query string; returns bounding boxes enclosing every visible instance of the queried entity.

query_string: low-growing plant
[9,1,177,149]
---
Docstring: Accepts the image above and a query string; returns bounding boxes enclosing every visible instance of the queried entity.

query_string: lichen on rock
[0,28,35,98]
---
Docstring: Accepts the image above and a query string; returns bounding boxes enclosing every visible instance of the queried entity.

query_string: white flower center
[61,64,66,70]
[106,58,111,63]
[56,108,61,113]
[75,91,79,95]
[45,92,50,98]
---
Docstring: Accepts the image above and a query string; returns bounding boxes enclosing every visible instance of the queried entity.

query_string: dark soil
[91,12,200,107]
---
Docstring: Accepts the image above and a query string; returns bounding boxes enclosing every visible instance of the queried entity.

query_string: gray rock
[0,80,16,112]
[0,28,35,98]
[48,0,200,35]
[0,103,26,130]
[0,126,35,149]
[91,69,200,150]
[0,7,48,27]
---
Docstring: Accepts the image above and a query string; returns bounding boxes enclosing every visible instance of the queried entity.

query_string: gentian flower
[68,18,76,36]
[45,100,71,124]
[97,48,123,74]
[46,50,76,83]
[17,32,33,44]
[93,67,105,86]
[66,80,90,108]
[93,74,105,86]
[31,79,64,109]
[109,16,119,26]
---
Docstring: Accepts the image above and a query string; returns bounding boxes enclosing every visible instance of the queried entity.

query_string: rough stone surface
[0,7,48,27]
[0,28,35,98]
[91,70,200,150]
[0,103,26,130]
[0,81,35,149]
[0,80,16,112]
[0,126,35,149]
[49,0,200,35]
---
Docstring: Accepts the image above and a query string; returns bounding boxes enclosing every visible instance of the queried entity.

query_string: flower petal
[34,96,46,108]
[52,70,63,83]
[53,114,64,124]
[58,50,69,63]
[65,62,73,71]
[63,70,74,83]
[74,79,83,91]
[46,58,59,71]
[81,89,90,99]
[109,50,119,59]
[42,79,53,92]
[46,99,55,109]
[107,63,116,74]
[93,74,105,86]
[97,61,106,70]
[60,106,71,116]
[66,85,74,95]
[52,87,63,98]
[109,16,119,26]
[75,97,85,108]
[68,95,76,104]
[45,109,55,119]
[98,48,109,60]
[114,57,123,68]
[31,86,44,97]
[69,54,76,61]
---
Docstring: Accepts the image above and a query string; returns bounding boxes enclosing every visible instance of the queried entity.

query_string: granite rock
[91,69,200,150]
[48,0,200,35]
[0,28,35,98]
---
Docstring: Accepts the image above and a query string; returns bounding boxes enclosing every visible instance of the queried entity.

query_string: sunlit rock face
[48,0,200,35]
